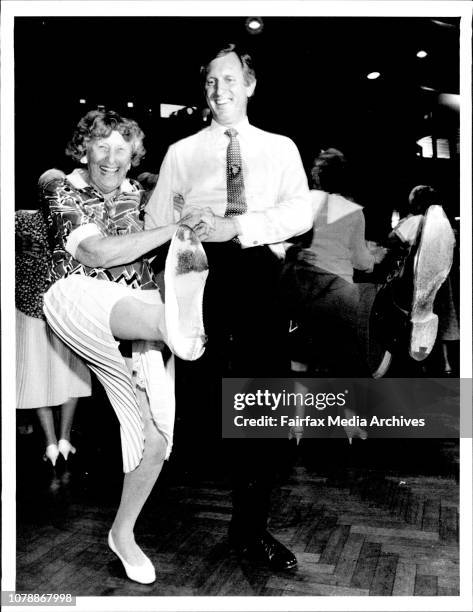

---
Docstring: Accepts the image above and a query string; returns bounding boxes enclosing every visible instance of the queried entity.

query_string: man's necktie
[225,128,247,216]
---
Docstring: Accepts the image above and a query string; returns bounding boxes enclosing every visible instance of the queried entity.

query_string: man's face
[204,52,256,127]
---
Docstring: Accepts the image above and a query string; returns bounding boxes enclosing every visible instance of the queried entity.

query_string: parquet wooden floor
[16,453,459,597]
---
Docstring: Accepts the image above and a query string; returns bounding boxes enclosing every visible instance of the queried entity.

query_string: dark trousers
[203,242,288,376]
[177,242,290,541]
[282,255,371,377]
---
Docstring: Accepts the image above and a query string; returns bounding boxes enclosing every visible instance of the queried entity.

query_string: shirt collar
[208,116,251,137]
[66,168,134,193]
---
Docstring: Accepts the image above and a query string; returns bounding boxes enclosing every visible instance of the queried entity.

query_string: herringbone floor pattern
[16,459,458,597]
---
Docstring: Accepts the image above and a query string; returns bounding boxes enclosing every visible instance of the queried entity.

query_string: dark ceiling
[14,16,461,227]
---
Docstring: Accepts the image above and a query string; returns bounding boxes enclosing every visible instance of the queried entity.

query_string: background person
[16,169,91,468]
[385,184,457,365]
[282,147,386,377]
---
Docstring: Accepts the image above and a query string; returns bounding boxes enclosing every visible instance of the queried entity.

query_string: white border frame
[2,2,472,611]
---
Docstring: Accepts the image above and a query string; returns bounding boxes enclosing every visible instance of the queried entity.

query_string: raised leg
[43,278,154,473]
[109,298,166,342]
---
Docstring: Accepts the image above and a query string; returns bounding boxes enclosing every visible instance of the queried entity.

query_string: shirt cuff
[235,213,264,247]
[66,223,101,258]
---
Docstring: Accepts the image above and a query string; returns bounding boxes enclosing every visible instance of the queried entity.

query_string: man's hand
[180,207,216,231]
[180,207,223,241]
[200,215,240,242]
[179,208,240,242]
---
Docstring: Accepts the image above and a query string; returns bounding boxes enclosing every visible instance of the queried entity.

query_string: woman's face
[87,130,133,194]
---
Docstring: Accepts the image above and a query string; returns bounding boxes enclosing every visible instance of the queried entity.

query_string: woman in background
[284,147,385,376]
[16,169,91,466]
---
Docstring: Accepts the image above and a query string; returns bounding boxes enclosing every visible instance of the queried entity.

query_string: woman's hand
[179,206,215,235]
[192,221,213,241]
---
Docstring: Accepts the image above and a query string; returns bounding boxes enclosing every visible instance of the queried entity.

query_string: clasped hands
[179,206,240,242]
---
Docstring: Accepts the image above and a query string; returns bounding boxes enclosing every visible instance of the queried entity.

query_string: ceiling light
[246,17,263,34]
[417,50,428,58]
[79,99,86,104]
[127,102,134,108]
[366,72,380,80]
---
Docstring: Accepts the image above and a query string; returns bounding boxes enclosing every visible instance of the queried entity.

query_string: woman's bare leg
[109,298,165,342]
[110,386,167,566]
[59,397,78,441]
[36,406,57,447]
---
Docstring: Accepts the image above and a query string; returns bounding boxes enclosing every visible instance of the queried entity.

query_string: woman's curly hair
[65,109,146,167]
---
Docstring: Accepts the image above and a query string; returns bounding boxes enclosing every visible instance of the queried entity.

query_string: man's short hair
[200,43,256,86]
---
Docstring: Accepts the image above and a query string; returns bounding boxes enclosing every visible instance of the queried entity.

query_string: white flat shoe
[58,439,76,461]
[164,225,208,361]
[108,531,156,584]
[43,444,59,467]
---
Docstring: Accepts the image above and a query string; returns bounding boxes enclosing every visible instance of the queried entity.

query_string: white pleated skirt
[43,275,175,473]
[16,309,91,409]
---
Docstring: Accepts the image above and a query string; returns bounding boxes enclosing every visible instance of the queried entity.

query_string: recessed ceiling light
[127,102,134,108]
[417,50,428,58]
[246,17,263,34]
[79,99,86,104]
[367,72,381,80]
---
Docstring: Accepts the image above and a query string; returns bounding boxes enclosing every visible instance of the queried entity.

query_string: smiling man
[146,43,312,571]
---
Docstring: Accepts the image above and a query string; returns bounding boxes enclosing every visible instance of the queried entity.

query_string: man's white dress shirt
[145,118,312,254]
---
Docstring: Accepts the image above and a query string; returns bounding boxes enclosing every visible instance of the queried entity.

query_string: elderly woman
[41,109,208,584]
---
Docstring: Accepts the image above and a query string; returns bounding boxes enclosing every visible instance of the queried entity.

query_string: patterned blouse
[15,210,52,319]
[41,169,158,291]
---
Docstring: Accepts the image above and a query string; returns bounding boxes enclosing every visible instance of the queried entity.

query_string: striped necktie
[225,128,247,216]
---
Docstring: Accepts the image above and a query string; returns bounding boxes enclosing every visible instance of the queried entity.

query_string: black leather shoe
[231,531,297,571]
